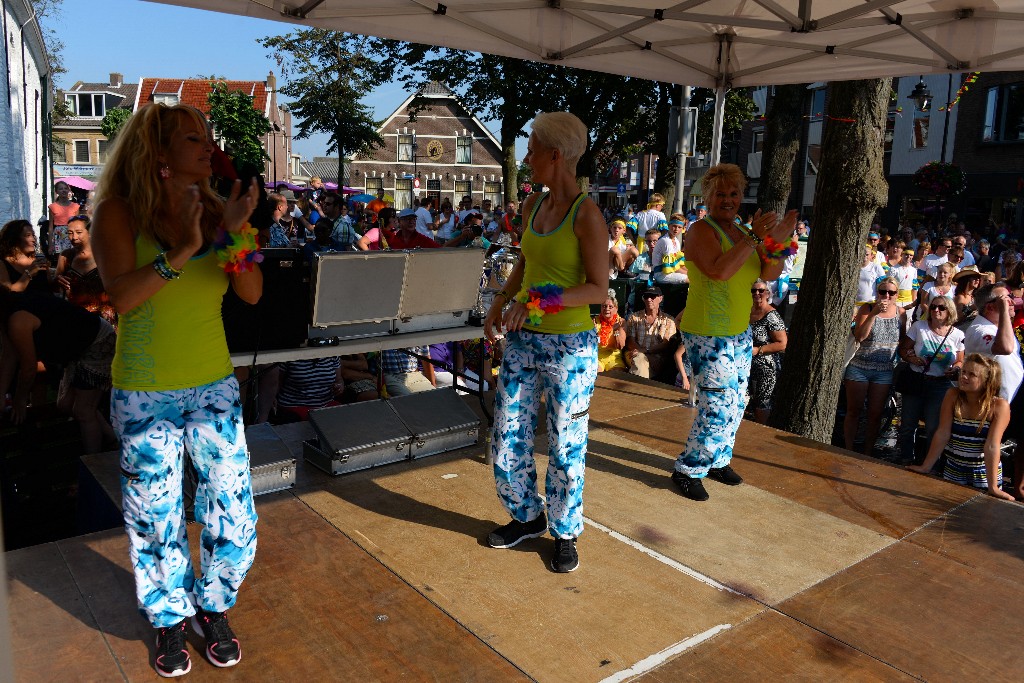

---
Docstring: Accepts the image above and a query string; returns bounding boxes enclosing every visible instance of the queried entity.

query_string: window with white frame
[484,182,502,207]
[153,94,179,106]
[65,93,106,117]
[394,178,413,210]
[454,180,471,201]
[982,84,1024,142]
[456,136,472,164]
[912,109,930,149]
[74,140,90,163]
[397,134,413,162]
[365,177,383,195]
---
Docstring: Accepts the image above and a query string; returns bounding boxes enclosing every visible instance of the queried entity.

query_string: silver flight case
[389,388,480,460]
[305,400,412,475]
[246,422,297,495]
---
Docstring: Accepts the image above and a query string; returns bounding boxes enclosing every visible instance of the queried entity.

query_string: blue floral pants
[112,375,258,628]
[491,329,598,539]
[676,330,752,477]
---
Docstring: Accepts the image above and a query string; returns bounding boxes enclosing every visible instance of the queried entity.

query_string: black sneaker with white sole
[707,464,743,485]
[551,537,579,573]
[671,470,710,501]
[486,514,547,548]
[191,609,241,668]
[154,620,191,678]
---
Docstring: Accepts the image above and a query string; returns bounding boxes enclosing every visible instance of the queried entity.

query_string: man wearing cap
[443,212,490,248]
[386,208,442,250]
[625,286,677,381]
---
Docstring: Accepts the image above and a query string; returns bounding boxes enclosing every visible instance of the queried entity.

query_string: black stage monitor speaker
[223,247,309,353]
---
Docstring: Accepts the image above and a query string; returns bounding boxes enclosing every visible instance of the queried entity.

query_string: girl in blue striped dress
[908,353,1015,500]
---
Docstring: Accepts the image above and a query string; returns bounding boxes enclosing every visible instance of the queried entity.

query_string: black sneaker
[154,620,191,678]
[671,471,710,501]
[707,465,743,485]
[191,609,241,668]
[486,514,547,548]
[551,538,579,573]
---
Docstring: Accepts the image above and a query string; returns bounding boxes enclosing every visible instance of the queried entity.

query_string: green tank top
[679,217,762,337]
[518,192,593,335]
[111,236,234,390]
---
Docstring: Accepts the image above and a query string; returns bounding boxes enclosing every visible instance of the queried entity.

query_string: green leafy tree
[400,48,551,203]
[259,30,398,183]
[100,107,132,142]
[206,81,272,173]
[692,88,758,154]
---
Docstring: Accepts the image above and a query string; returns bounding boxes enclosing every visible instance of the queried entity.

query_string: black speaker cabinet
[223,248,309,353]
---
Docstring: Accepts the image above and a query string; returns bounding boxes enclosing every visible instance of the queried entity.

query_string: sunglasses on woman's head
[877,290,898,296]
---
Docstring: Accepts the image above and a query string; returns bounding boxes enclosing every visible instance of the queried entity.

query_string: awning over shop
[55,176,96,191]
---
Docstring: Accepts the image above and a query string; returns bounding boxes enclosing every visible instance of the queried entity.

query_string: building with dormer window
[53,72,137,180]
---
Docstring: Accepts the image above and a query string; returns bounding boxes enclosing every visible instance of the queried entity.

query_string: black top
[4,260,51,295]
[8,292,101,366]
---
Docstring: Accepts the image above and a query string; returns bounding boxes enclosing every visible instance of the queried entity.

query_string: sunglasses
[929,304,948,312]
[877,290,898,297]
[642,294,660,299]
[751,288,768,294]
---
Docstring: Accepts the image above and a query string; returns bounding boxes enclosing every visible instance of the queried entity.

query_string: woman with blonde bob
[671,163,797,501]
[908,353,1014,499]
[92,103,261,677]
[483,111,607,573]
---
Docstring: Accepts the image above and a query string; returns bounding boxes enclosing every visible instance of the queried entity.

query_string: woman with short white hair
[483,112,607,573]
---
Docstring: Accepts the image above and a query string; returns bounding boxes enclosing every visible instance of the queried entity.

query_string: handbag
[895,325,954,396]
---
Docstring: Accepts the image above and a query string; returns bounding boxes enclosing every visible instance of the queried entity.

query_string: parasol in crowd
[349,193,376,203]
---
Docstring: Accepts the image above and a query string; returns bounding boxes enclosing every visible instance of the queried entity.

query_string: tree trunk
[756,84,806,214]
[769,78,892,443]
[501,123,518,204]
[337,144,344,187]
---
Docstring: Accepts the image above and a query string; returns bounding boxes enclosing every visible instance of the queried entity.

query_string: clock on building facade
[426,140,444,160]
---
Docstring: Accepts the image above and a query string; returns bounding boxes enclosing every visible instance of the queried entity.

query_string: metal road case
[305,400,412,475]
[388,388,480,460]
[245,422,297,495]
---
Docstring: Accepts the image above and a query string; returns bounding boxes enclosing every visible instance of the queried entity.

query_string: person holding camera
[1,220,53,294]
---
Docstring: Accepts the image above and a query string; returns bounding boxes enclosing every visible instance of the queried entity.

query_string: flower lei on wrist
[761,234,799,263]
[214,222,264,273]
[517,281,565,326]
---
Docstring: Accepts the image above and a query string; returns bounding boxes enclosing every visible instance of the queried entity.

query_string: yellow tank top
[111,236,234,390]
[518,192,593,335]
[679,217,762,337]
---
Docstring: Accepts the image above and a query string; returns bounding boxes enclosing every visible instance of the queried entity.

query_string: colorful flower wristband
[153,251,182,281]
[761,234,799,263]
[517,281,565,326]
[214,222,264,273]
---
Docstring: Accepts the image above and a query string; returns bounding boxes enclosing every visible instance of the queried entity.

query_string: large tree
[756,84,807,214]
[259,30,397,182]
[769,78,892,442]
[206,82,272,174]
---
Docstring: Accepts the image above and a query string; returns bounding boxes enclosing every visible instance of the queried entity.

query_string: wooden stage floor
[8,371,1024,681]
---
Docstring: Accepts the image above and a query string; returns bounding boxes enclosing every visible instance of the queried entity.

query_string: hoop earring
[159,165,171,180]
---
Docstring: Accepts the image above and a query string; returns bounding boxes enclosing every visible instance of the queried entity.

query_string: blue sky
[50,0,512,161]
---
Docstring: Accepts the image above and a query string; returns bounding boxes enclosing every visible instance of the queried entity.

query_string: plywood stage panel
[46,495,527,682]
[602,408,977,539]
[295,448,765,683]
[778,539,1024,681]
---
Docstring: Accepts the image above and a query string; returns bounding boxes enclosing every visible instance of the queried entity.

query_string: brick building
[348,83,504,211]
[54,72,138,180]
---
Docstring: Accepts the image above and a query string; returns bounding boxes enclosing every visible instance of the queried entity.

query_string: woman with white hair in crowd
[483,111,606,573]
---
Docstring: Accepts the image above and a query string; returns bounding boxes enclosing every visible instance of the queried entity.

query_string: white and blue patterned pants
[676,330,752,477]
[491,329,598,539]
[112,375,258,628]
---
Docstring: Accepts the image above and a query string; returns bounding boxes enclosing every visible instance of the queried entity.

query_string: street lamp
[908,77,933,113]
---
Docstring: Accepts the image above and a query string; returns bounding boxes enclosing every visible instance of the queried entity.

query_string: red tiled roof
[137,78,268,115]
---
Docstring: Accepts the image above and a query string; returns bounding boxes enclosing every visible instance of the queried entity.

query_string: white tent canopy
[150,0,1024,87]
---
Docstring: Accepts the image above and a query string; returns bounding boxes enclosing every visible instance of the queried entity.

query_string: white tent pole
[672,85,692,215]
[709,85,727,166]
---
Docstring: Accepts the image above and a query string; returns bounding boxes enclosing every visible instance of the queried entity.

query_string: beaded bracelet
[153,251,182,281]
[213,222,264,273]
[761,234,799,263]
[517,281,565,326]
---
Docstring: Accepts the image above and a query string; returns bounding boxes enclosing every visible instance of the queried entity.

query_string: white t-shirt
[963,317,1024,401]
[889,264,917,293]
[435,212,458,241]
[857,263,886,303]
[652,234,685,283]
[414,207,434,237]
[906,320,965,377]
[923,253,948,278]
[633,209,666,235]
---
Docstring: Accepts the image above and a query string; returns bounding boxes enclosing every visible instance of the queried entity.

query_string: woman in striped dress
[908,353,1014,500]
